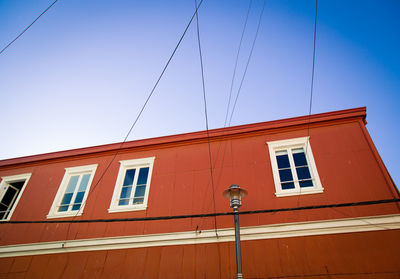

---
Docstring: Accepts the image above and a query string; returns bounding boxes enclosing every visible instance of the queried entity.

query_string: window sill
[46,212,83,219]
[108,205,147,213]
[275,188,324,197]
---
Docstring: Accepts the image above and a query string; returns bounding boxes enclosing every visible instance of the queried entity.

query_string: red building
[0,107,399,278]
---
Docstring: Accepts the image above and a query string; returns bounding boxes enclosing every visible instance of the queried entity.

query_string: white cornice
[0,214,399,258]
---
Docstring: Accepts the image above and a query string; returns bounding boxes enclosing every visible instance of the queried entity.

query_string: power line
[73,0,205,213]
[194,0,219,237]
[0,0,59,56]
[3,198,399,224]
[63,0,205,239]
[201,1,266,222]
[224,0,253,127]
[194,2,222,277]
[329,206,391,231]
[197,1,265,231]
[300,0,318,199]
[308,0,318,121]
[305,0,318,143]
[198,0,254,211]
[228,0,266,126]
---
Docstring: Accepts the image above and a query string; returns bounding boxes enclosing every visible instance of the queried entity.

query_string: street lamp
[223,184,248,279]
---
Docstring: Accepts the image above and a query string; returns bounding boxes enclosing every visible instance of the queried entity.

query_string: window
[0,173,31,221]
[47,164,97,218]
[267,137,323,197]
[109,157,155,213]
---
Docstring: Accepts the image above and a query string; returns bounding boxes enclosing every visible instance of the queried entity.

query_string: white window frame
[0,173,32,221]
[47,164,98,219]
[267,137,323,197]
[108,157,155,213]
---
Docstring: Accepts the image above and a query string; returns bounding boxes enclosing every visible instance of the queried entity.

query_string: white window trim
[0,173,32,222]
[47,164,98,219]
[267,137,323,197]
[108,157,155,213]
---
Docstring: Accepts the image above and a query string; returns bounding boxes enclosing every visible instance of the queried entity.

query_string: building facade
[0,107,399,278]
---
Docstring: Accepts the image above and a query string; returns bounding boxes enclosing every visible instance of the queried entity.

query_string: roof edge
[0,107,366,167]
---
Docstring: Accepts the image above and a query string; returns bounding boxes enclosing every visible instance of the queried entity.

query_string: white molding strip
[1,214,399,258]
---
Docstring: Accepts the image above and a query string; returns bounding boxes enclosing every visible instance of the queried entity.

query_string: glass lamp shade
[223,184,248,204]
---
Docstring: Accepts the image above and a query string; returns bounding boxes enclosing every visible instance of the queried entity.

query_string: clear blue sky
[0,0,399,185]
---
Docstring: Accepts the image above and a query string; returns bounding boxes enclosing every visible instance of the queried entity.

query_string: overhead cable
[228,0,266,126]
[308,0,318,121]
[194,3,222,277]
[3,198,399,224]
[0,0,59,55]
[63,0,205,239]
[73,0,205,213]
[194,0,219,237]
[223,0,253,127]
[301,0,318,198]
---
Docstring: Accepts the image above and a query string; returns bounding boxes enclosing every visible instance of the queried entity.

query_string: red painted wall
[0,108,398,246]
[0,230,399,278]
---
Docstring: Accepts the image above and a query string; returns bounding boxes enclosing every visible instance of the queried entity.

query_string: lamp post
[223,184,248,279]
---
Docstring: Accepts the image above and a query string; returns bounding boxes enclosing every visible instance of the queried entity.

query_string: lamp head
[223,184,248,209]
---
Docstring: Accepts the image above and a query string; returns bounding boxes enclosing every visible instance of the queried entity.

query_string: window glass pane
[296,166,312,180]
[118,199,129,206]
[0,204,8,219]
[10,181,24,190]
[74,191,85,204]
[276,154,290,169]
[0,180,26,219]
[133,197,144,204]
[134,185,146,198]
[78,174,91,192]
[71,204,81,211]
[60,193,73,206]
[292,151,307,166]
[300,180,314,188]
[281,182,295,190]
[279,169,293,182]
[123,169,136,186]
[65,176,79,193]
[1,187,17,206]
[58,205,69,212]
[137,168,149,186]
[112,158,154,210]
[57,172,93,213]
[120,186,132,199]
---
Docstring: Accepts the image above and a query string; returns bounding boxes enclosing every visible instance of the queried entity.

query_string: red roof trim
[0,107,366,167]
